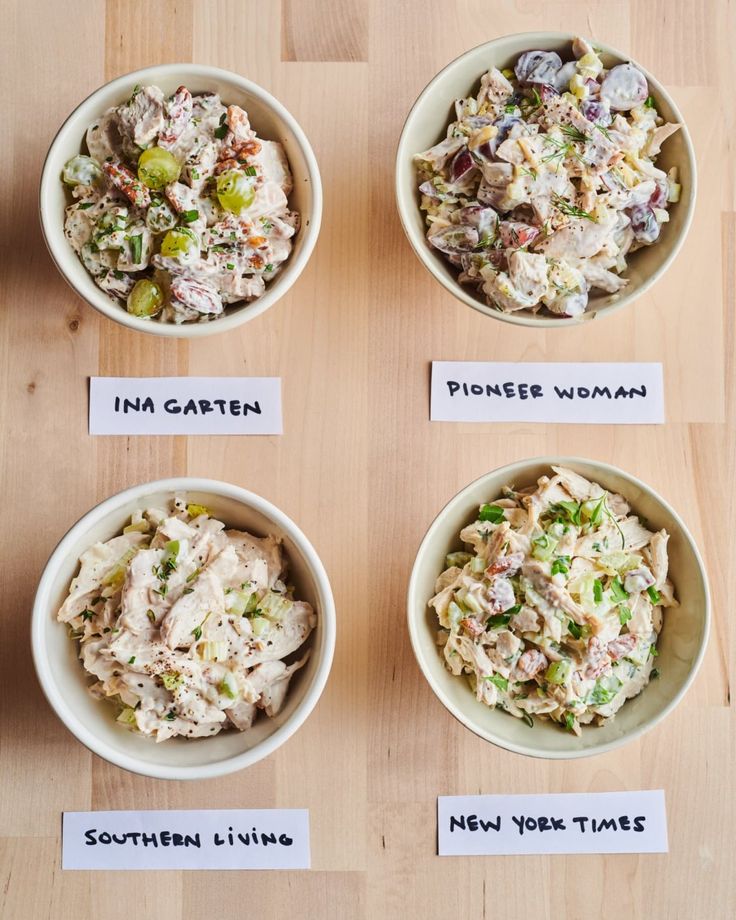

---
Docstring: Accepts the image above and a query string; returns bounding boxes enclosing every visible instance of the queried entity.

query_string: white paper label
[431,362,664,424]
[62,809,310,870]
[89,377,282,435]
[438,791,668,856]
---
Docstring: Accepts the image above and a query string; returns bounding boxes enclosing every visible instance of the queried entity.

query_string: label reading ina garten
[438,791,668,856]
[431,362,664,424]
[62,809,310,870]
[89,377,282,435]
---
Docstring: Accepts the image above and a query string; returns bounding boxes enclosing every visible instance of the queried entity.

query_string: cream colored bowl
[407,457,709,758]
[31,478,336,779]
[40,64,322,338]
[395,33,696,327]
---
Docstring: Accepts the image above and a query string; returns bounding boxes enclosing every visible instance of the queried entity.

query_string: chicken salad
[58,497,315,741]
[430,466,676,734]
[414,38,682,318]
[62,83,298,323]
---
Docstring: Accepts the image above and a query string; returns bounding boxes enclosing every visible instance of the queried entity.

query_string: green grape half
[137,146,181,190]
[127,279,164,317]
[62,154,102,187]
[160,226,200,261]
[216,169,256,214]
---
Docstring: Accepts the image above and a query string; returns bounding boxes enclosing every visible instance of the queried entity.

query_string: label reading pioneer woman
[430,362,664,424]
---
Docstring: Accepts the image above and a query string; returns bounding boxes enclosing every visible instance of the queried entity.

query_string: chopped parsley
[610,578,628,602]
[644,95,656,108]
[164,710,176,721]
[214,113,228,139]
[128,656,136,664]
[78,202,94,210]
[82,610,95,621]
[264,263,274,272]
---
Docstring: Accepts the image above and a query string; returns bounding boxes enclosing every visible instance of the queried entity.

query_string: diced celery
[456,589,483,616]
[545,659,572,685]
[445,552,472,569]
[532,533,558,561]
[161,671,182,690]
[123,520,150,534]
[471,556,487,574]
[259,591,293,622]
[187,502,210,518]
[447,601,464,627]
[250,616,270,637]
[116,707,137,725]
[198,641,227,661]
[101,546,142,588]
[225,589,253,616]
[218,671,239,700]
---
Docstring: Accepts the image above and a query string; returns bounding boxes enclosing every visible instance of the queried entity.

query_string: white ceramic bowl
[396,33,696,327]
[40,64,322,338]
[407,457,710,758]
[32,478,336,779]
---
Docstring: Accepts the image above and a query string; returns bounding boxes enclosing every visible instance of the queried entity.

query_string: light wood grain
[1,0,734,917]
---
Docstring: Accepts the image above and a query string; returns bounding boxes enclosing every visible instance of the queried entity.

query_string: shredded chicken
[62,83,298,325]
[430,467,674,735]
[414,37,682,318]
[58,496,316,742]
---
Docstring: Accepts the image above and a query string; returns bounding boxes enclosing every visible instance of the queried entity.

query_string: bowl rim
[394,31,698,328]
[406,455,711,759]
[31,476,337,780]
[39,62,323,339]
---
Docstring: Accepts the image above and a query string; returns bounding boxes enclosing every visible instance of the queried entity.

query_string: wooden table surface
[1,1,733,918]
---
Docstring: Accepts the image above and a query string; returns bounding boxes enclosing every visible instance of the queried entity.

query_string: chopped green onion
[130,233,143,264]
[521,712,534,728]
[226,262,235,270]
[568,620,583,640]
[487,613,512,629]
[650,667,660,679]
[264,263,274,272]
[243,165,257,177]
[164,710,176,721]
[82,610,95,621]
[593,579,603,604]
[563,711,576,732]
[128,656,136,664]
[486,674,509,692]
[182,209,199,223]
[619,606,632,626]
[647,586,662,604]
[146,609,156,623]
[551,555,571,575]
[610,578,628,602]
[644,95,656,108]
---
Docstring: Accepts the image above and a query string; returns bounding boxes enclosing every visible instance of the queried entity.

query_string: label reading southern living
[62,809,310,870]
[431,362,664,424]
[438,791,668,856]
[89,377,282,435]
